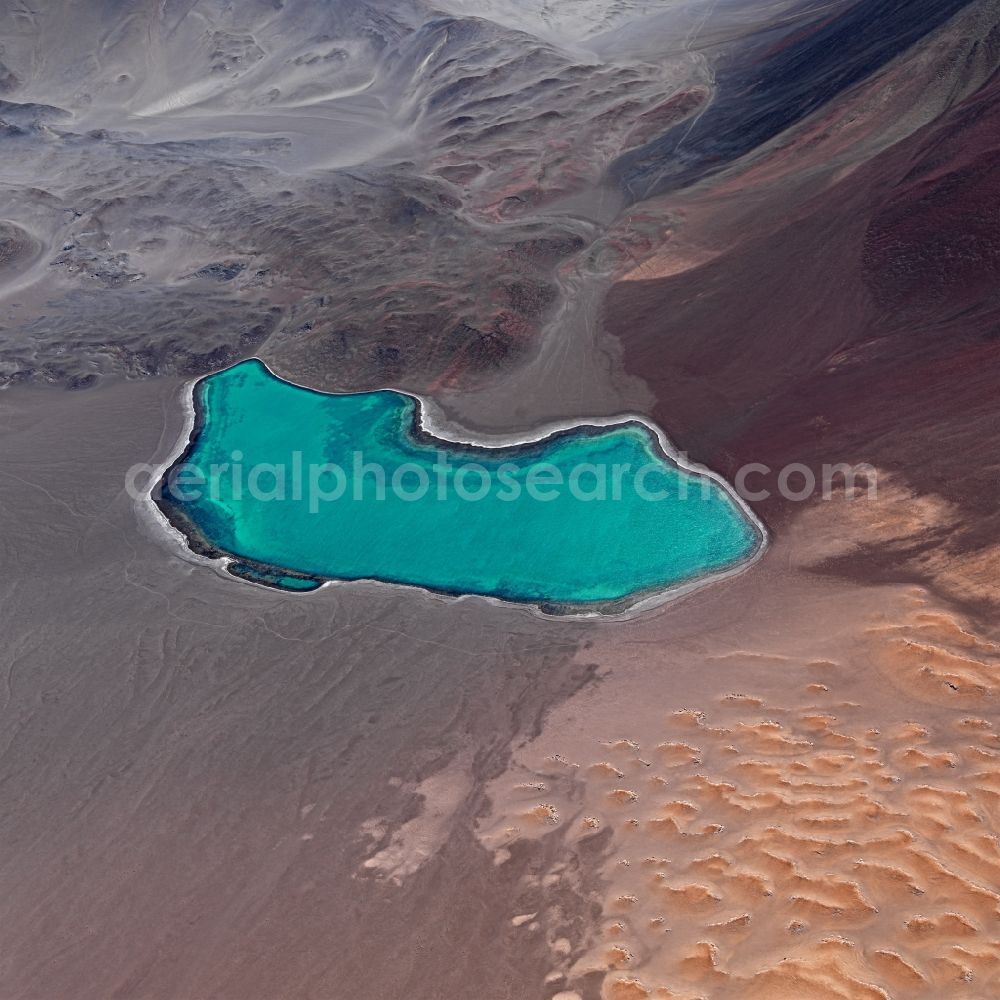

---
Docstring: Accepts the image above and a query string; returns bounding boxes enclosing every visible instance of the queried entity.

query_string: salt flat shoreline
[140,356,769,621]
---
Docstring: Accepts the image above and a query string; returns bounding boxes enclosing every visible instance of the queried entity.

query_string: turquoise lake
[159,360,762,608]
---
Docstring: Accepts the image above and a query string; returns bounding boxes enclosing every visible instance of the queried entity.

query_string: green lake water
[160,360,761,608]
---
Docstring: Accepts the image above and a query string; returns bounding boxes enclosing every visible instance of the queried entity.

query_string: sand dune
[868,607,1000,708]
[479,531,1000,999]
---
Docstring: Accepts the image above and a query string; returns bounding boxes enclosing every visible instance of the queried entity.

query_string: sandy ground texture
[478,513,1000,1000]
[2,2,1000,999]
[0,379,602,1000]
[10,360,1000,1000]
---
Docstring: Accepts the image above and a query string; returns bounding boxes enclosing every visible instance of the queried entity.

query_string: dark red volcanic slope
[606,63,1000,609]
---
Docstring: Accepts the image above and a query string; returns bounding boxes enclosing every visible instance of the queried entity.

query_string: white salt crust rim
[137,357,768,622]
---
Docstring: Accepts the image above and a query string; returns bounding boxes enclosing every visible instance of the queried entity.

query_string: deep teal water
[161,361,761,607]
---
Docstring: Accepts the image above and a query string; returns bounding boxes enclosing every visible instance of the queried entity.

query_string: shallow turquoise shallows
[160,361,761,608]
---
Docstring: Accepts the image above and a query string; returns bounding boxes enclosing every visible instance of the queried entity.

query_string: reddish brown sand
[480,519,1000,999]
